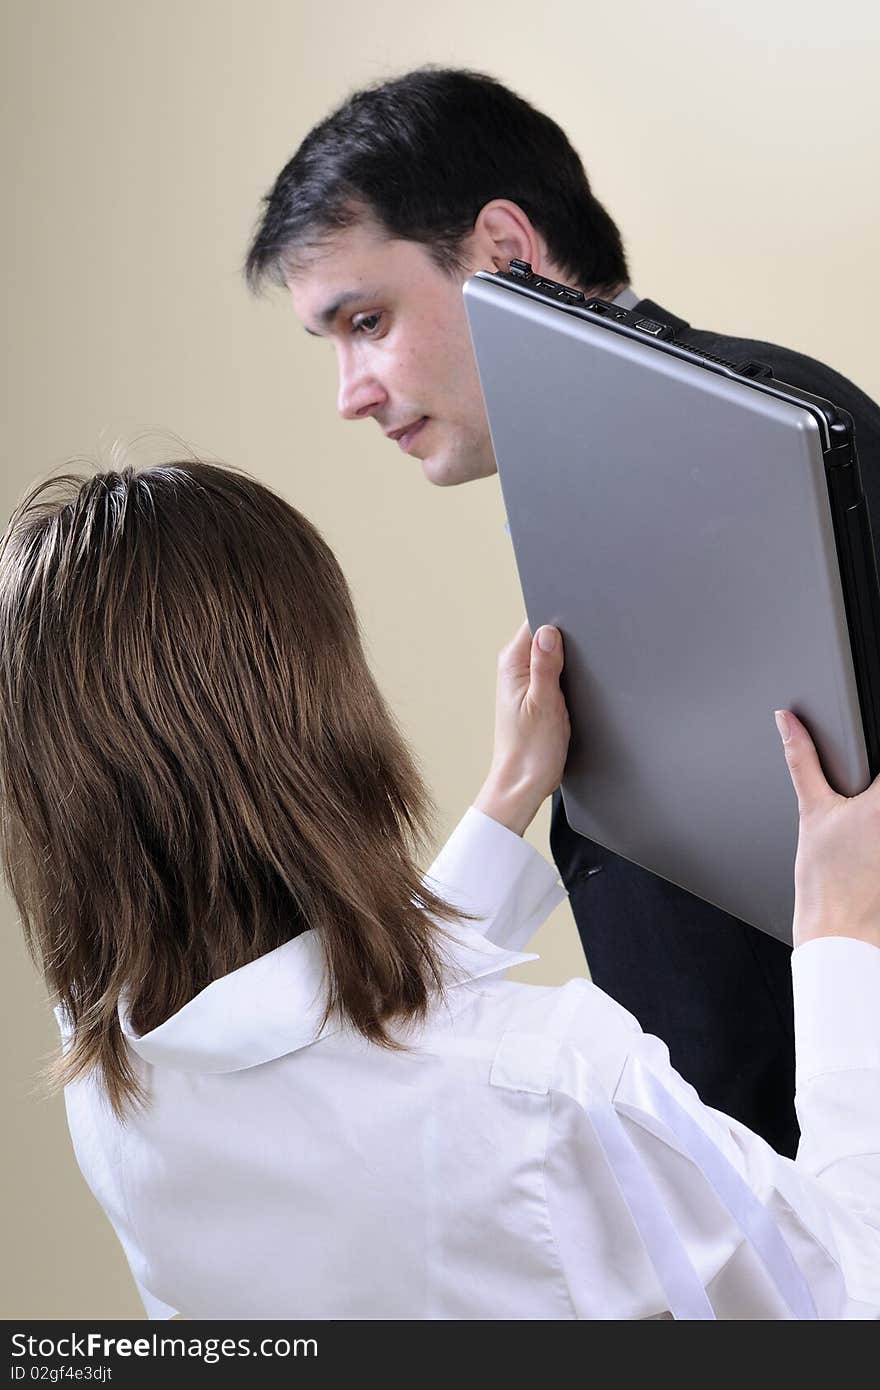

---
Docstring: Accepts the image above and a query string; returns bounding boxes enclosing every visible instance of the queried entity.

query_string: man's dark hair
[245,67,628,295]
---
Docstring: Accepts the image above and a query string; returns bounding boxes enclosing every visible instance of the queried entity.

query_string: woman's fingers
[498,620,532,686]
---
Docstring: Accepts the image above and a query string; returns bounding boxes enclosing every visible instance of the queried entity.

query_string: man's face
[287,220,497,486]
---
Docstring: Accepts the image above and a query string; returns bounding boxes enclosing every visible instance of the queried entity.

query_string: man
[245,67,880,1157]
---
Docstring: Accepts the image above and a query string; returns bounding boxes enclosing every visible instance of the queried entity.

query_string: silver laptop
[464,264,880,942]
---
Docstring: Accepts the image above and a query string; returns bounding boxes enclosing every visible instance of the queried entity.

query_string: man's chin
[420,456,463,487]
[419,447,498,488]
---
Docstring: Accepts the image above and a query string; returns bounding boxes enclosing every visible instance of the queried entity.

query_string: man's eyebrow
[304,289,377,336]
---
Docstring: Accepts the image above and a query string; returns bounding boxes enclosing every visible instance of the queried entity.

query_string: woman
[0,459,877,1319]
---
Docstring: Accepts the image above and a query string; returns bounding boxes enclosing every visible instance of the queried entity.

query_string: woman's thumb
[775,709,831,815]
[529,625,564,695]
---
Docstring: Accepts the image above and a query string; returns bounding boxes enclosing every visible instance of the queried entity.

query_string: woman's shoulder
[421,972,653,1094]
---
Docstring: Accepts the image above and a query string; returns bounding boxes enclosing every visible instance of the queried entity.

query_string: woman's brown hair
[0,459,462,1116]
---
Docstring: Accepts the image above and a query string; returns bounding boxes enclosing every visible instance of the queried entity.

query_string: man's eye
[352,312,383,335]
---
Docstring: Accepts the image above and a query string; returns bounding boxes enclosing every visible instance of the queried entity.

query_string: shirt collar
[119,923,536,1074]
[611,285,640,310]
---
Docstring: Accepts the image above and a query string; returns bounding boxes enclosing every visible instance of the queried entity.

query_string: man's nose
[337,360,387,421]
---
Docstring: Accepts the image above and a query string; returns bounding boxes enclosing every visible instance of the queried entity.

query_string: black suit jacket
[550,297,880,1157]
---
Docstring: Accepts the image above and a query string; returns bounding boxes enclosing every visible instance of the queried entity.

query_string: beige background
[2,0,878,1319]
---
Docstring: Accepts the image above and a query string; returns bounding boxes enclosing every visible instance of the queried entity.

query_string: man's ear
[468,199,546,274]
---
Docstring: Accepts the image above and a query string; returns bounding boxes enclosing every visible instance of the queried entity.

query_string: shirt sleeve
[423,806,565,952]
[792,937,880,1168]
[131,1268,180,1319]
[540,941,880,1319]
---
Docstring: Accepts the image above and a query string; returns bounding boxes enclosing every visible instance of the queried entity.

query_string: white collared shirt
[58,810,880,1319]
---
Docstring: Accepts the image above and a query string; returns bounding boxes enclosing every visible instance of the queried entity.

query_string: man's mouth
[386,417,428,451]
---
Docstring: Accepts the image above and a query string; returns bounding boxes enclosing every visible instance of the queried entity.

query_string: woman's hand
[474,621,571,836]
[776,709,880,949]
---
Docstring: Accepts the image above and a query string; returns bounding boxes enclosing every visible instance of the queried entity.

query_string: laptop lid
[464,268,873,942]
